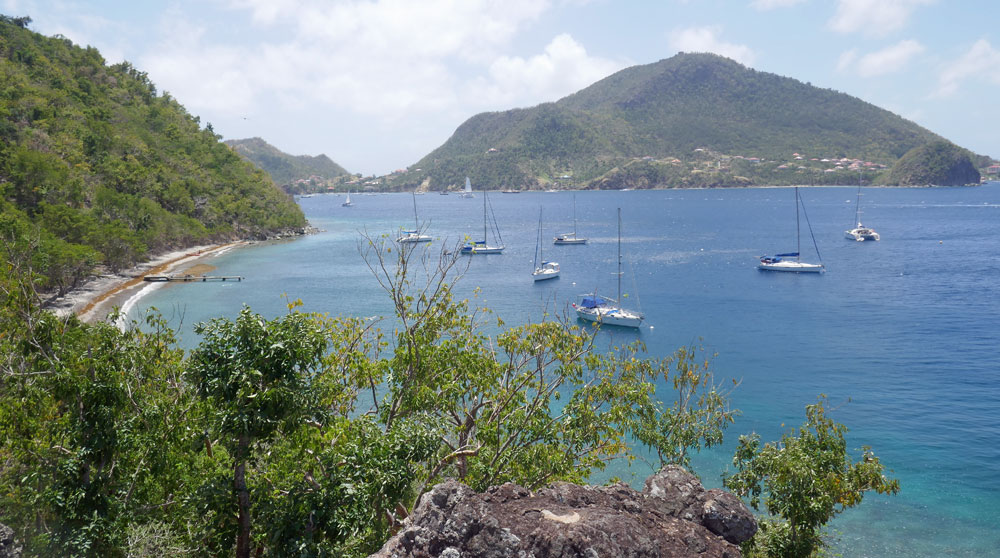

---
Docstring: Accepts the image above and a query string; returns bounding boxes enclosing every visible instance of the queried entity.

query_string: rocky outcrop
[370,465,755,558]
[0,523,21,558]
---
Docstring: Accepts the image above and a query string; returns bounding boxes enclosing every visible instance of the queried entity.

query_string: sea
[125,185,1000,557]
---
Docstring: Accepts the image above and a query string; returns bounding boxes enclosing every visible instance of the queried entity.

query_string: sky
[5,0,1000,175]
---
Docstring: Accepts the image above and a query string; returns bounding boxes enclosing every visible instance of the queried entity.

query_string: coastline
[44,242,245,325]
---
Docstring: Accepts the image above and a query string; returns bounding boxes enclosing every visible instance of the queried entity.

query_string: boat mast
[482,190,488,243]
[535,207,543,267]
[573,194,578,237]
[854,170,863,227]
[795,187,801,262]
[617,207,623,303]
[412,191,419,229]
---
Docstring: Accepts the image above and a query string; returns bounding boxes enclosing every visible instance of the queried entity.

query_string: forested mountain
[0,16,305,296]
[225,137,350,193]
[390,52,984,191]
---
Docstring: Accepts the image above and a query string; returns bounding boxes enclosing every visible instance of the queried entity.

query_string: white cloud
[668,26,755,66]
[838,40,925,77]
[467,34,625,109]
[138,0,623,148]
[138,1,560,121]
[936,39,1000,97]
[750,0,806,10]
[829,0,935,37]
[836,49,858,72]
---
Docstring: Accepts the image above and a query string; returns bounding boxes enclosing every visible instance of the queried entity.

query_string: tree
[354,235,737,494]
[186,306,331,558]
[724,396,899,558]
[630,342,738,468]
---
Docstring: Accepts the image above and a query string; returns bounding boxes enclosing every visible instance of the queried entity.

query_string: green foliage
[630,343,738,468]
[0,302,192,557]
[724,396,900,558]
[0,17,305,291]
[187,306,331,558]
[887,140,981,186]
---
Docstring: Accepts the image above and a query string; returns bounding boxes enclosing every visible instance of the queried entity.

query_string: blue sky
[6,0,999,175]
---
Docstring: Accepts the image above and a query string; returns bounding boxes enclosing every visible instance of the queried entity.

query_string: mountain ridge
[388,52,985,191]
[225,137,350,193]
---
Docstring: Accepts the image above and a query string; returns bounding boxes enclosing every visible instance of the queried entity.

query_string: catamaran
[461,190,505,254]
[574,208,643,327]
[845,173,880,241]
[758,187,824,273]
[532,208,560,281]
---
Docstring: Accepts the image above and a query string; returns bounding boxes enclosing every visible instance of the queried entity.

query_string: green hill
[0,15,305,296]
[225,137,350,193]
[391,52,983,191]
[887,141,981,186]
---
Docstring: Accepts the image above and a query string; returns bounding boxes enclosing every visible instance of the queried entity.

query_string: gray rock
[0,523,21,558]
[370,466,755,558]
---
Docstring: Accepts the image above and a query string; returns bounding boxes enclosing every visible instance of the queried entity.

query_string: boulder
[370,466,755,558]
[0,523,21,558]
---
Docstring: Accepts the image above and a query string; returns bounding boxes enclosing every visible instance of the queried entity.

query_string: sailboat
[460,190,504,254]
[554,194,587,244]
[398,191,432,243]
[573,208,643,327]
[758,187,824,273]
[460,176,475,198]
[342,192,353,207]
[845,173,880,241]
[532,208,560,281]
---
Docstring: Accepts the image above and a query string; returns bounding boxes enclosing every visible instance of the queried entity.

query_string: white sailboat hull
[398,234,432,243]
[532,262,560,281]
[461,244,504,254]
[575,305,643,328]
[553,234,587,245]
[758,260,824,273]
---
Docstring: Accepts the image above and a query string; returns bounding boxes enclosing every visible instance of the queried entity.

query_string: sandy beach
[44,242,244,324]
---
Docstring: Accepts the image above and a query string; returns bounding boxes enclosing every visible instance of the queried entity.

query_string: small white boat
[342,192,353,207]
[574,208,642,328]
[554,194,588,245]
[758,187,824,273]
[532,208,559,281]
[398,193,432,243]
[757,256,825,273]
[461,191,505,255]
[460,176,475,198]
[845,175,879,241]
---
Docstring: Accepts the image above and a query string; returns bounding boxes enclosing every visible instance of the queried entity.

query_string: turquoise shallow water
[128,186,1000,556]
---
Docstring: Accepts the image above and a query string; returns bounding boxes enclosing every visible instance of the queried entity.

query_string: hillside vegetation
[225,137,350,194]
[887,141,981,186]
[386,52,984,191]
[0,16,305,296]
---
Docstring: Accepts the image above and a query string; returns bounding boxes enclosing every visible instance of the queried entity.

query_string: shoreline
[44,242,245,325]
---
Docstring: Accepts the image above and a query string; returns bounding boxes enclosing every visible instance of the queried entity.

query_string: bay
[127,185,1000,557]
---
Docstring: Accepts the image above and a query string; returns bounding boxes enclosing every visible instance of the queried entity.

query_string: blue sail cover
[580,295,610,308]
[775,252,799,257]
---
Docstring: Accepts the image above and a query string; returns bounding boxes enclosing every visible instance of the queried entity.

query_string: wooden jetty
[143,274,242,283]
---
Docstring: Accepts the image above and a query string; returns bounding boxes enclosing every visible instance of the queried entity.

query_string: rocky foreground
[371,465,756,558]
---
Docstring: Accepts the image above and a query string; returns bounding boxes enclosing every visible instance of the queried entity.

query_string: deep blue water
[128,186,1000,556]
